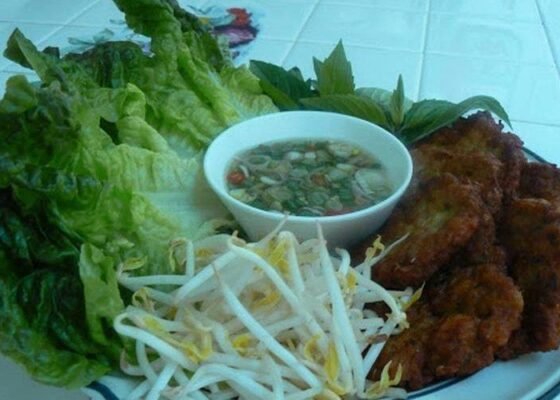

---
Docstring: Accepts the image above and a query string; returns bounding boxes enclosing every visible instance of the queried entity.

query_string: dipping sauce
[225,139,393,217]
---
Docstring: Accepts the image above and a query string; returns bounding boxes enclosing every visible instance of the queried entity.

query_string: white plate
[84,349,560,399]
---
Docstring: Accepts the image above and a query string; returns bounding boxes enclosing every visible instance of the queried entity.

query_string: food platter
[77,148,560,400]
[2,0,559,399]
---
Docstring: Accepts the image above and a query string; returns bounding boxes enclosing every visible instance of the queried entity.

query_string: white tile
[283,42,422,98]
[0,22,60,70]
[427,14,554,65]
[234,38,293,66]
[70,0,125,27]
[176,0,215,9]
[320,0,428,12]
[420,53,560,125]
[512,120,560,165]
[0,0,97,25]
[431,0,540,22]
[538,0,560,71]
[299,4,426,51]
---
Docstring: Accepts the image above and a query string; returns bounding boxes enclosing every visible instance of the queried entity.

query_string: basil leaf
[301,94,390,130]
[356,86,414,113]
[287,66,305,81]
[390,75,406,128]
[400,95,511,144]
[313,41,354,96]
[249,60,315,110]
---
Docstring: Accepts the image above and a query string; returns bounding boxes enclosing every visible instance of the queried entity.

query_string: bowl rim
[204,110,413,223]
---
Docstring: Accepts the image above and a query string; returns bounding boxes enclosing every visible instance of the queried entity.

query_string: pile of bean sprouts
[115,226,417,400]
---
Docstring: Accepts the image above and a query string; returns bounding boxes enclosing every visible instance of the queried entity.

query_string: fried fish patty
[496,198,560,359]
[450,205,503,267]
[518,162,560,209]
[499,198,560,260]
[419,111,525,200]
[366,174,483,289]
[371,263,523,390]
[411,145,504,216]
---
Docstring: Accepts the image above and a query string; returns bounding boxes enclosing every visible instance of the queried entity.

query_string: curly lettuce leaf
[0,0,277,389]
[0,76,227,273]
[31,0,278,156]
[0,191,118,388]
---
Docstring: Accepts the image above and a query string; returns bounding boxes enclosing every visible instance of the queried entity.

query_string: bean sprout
[115,226,414,399]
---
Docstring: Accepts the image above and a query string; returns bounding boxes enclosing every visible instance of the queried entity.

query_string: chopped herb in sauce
[226,139,393,216]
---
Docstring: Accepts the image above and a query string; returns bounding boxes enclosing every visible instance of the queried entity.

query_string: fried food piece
[498,198,560,260]
[451,198,500,266]
[365,174,483,289]
[371,263,523,390]
[497,256,560,359]
[411,145,504,215]
[496,198,560,359]
[518,162,560,208]
[370,303,435,389]
[419,111,525,200]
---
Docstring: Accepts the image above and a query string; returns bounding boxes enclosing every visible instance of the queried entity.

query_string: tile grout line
[317,2,539,23]
[65,0,103,26]
[415,0,432,101]
[296,1,426,14]
[285,38,423,54]
[279,0,321,67]
[35,0,101,48]
[535,0,560,79]
[512,118,560,129]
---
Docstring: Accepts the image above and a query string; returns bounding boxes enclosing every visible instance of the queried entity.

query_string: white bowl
[204,111,413,248]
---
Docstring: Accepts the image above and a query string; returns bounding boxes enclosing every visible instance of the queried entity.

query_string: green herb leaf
[301,94,389,129]
[313,41,354,96]
[356,86,414,114]
[287,66,306,82]
[249,60,315,110]
[400,95,511,144]
[389,75,406,128]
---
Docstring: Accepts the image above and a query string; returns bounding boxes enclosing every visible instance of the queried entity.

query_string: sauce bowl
[204,111,413,248]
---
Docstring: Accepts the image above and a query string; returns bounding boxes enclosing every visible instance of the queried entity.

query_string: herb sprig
[250,42,511,146]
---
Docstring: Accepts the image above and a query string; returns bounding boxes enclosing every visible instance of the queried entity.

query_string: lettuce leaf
[0,0,277,388]
[0,191,116,388]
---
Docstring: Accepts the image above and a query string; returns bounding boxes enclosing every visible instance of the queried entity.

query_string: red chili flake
[227,170,245,185]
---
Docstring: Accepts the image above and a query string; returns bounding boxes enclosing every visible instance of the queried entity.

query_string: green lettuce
[0,0,277,388]
[0,191,117,388]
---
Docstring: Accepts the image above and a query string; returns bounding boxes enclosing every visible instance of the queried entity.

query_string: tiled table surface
[1,0,559,399]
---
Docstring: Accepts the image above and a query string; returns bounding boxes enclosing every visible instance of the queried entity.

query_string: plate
[83,350,560,400]
[83,147,560,400]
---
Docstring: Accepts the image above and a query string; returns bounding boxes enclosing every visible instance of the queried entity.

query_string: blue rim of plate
[86,376,560,400]
[86,147,556,400]
[86,381,119,400]
[524,146,548,163]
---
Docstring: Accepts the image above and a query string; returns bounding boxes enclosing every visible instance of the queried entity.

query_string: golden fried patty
[367,174,484,289]
[518,162,560,210]
[411,145,504,215]
[419,111,525,200]
[497,198,560,359]
[371,263,523,390]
